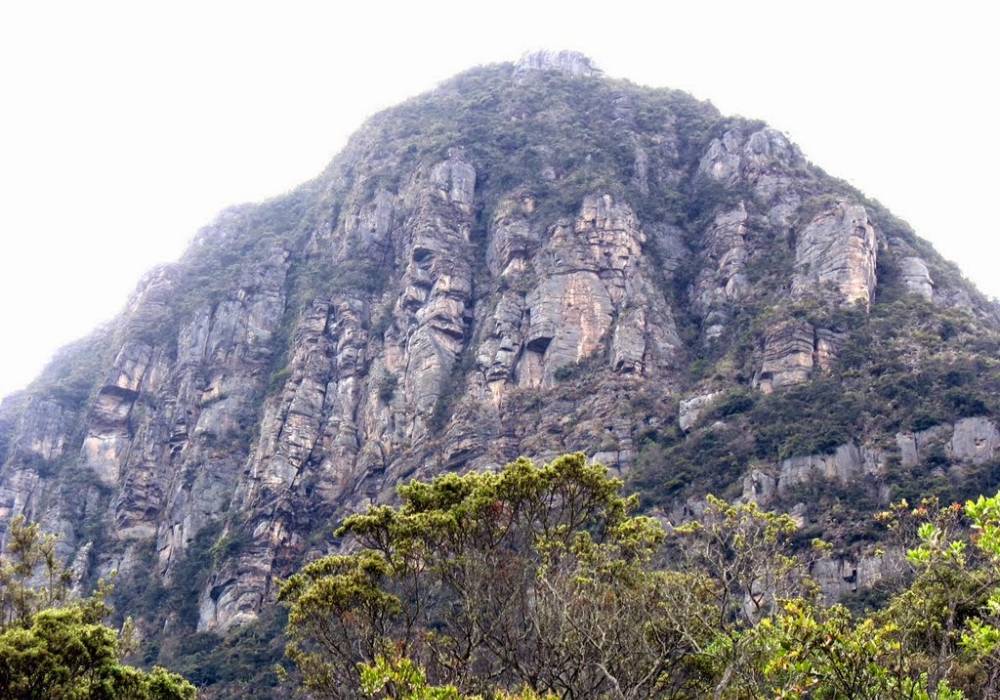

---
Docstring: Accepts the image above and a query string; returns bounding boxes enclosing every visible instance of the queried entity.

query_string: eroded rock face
[809,549,905,603]
[483,193,682,392]
[0,394,75,542]
[948,417,1000,464]
[698,126,804,202]
[691,204,750,342]
[6,396,71,465]
[487,194,539,278]
[524,270,614,384]
[756,320,816,392]
[746,200,880,392]
[81,341,156,486]
[191,176,681,632]
[792,201,878,308]
[740,442,886,507]
[742,468,777,505]
[895,424,953,468]
[692,129,883,394]
[776,442,882,497]
[398,153,477,429]
[0,56,996,654]
[894,419,1000,469]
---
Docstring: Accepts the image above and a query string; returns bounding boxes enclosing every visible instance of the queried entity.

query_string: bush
[376,373,399,403]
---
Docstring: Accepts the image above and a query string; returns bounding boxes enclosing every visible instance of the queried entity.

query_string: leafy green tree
[280,454,711,698]
[872,497,994,695]
[358,655,460,699]
[281,453,1000,699]
[666,495,807,697]
[358,654,560,699]
[954,493,1000,694]
[0,516,72,631]
[0,605,196,699]
[0,516,196,699]
[747,600,963,699]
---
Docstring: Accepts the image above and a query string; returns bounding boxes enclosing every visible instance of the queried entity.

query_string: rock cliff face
[2,52,999,694]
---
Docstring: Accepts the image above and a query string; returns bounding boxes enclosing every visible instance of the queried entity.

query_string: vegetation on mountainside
[278,453,1000,699]
[630,291,1000,549]
[106,527,285,698]
[0,517,195,699]
[5,60,1000,700]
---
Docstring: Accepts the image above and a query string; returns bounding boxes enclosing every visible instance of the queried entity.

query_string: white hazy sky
[0,1,997,398]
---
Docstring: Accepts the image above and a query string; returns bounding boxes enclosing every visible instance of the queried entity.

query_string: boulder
[899,256,934,301]
[678,391,724,432]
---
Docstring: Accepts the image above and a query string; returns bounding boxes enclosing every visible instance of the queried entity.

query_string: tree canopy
[0,517,196,699]
[280,453,1000,699]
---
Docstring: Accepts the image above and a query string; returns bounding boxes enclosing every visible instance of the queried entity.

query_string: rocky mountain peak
[2,56,1000,697]
[514,49,602,78]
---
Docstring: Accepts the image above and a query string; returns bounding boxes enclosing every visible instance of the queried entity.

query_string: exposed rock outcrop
[698,126,805,202]
[514,49,602,79]
[899,256,934,300]
[740,441,887,507]
[742,468,778,505]
[691,204,750,342]
[895,424,953,468]
[792,201,878,308]
[948,417,1000,464]
[895,418,1000,468]
[776,442,883,497]
[756,319,816,392]
[488,193,682,390]
[678,391,723,432]
[810,549,906,603]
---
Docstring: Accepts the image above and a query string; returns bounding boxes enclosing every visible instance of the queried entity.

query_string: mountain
[2,50,999,695]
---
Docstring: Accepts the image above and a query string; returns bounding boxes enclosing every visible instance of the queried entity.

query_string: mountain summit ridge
[514,49,603,78]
